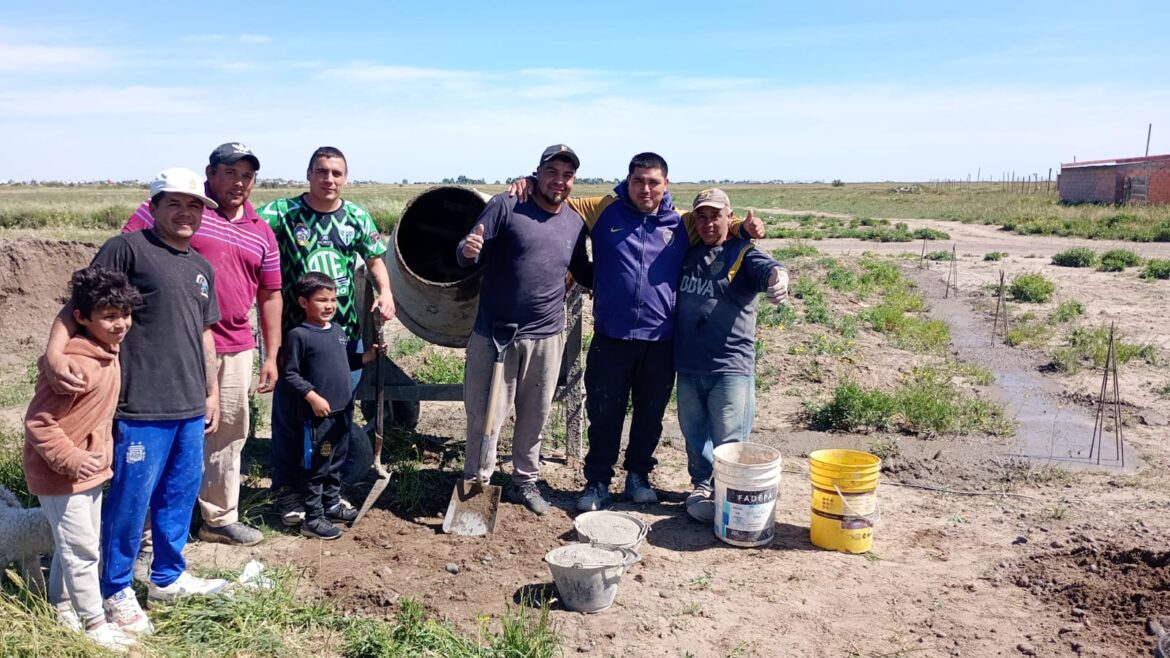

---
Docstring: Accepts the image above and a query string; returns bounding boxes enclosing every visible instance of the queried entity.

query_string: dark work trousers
[583,334,676,486]
[299,410,351,521]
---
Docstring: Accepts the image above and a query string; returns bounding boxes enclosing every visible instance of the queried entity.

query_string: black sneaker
[275,487,305,527]
[325,502,358,525]
[301,517,342,540]
[505,482,551,516]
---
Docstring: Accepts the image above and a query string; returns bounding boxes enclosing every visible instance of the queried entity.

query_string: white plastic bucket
[545,544,640,613]
[712,442,782,547]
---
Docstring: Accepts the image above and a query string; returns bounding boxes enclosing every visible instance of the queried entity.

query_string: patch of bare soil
[1014,537,1170,656]
[0,239,96,369]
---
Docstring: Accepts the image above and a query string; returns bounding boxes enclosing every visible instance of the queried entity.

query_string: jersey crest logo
[293,223,310,246]
[710,259,724,276]
[663,228,674,246]
[338,225,356,246]
[195,273,209,298]
[320,441,333,457]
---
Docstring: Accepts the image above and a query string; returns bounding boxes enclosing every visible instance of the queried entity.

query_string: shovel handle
[478,360,506,484]
[372,316,385,468]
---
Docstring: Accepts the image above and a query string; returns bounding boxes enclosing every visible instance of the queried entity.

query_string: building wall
[1116,161,1170,204]
[1058,167,1119,203]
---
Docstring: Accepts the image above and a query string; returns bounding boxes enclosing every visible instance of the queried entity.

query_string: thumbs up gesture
[743,209,766,239]
[461,224,486,261]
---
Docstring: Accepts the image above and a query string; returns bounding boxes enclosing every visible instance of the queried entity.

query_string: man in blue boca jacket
[513,152,767,510]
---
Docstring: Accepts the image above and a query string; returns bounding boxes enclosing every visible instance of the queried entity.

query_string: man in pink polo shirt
[121,143,281,546]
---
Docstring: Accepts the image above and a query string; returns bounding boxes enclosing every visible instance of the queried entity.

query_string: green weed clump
[413,351,465,384]
[913,228,950,240]
[1051,247,1097,268]
[757,300,797,328]
[771,241,819,260]
[806,367,1012,437]
[390,336,427,359]
[983,251,1007,261]
[807,380,896,432]
[1097,249,1142,272]
[925,250,954,261]
[1009,273,1055,303]
[791,275,818,299]
[892,317,950,353]
[1049,300,1085,323]
[1005,313,1054,347]
[1141,259,1170,280]
[1050,325,1158,373]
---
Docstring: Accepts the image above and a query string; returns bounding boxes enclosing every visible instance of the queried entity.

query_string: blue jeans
[100,417,204,597]
[676,373,755,488]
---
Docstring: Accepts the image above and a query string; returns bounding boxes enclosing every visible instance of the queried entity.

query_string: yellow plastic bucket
[807,449,881,553]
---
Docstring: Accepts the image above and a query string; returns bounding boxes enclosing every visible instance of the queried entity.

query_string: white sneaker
[54,602,82,632]
[85,622,135,653]
[103,588,154,636]
[147,570,229,603]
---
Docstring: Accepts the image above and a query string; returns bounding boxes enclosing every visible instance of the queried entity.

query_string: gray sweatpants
[463,330,565,485]
[39,486,104,626]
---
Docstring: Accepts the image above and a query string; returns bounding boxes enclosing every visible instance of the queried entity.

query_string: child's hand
[307,392,332,417]
[76,451,103,479]
[363,342,387,364]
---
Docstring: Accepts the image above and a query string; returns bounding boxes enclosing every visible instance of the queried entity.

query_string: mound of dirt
[0,239,97,367]
[1015,536,1170,655]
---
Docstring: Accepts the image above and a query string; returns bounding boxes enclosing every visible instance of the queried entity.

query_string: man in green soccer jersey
[257,146,395,525]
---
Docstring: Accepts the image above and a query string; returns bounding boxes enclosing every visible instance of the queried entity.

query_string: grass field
[3,182,1170,242]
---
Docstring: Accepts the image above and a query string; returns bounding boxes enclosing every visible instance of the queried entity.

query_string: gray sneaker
[576,481,612,512]
[623,472,658,504]
[686,484,715,522]
[198,522,263,546]
[505,482,551,516]
[132,550,152,585]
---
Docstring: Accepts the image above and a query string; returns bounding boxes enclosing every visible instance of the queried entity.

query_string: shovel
[442,321,518,536]
[353,315,389,526]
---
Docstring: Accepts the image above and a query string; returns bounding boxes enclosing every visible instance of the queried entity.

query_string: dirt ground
[2,226,1169,657]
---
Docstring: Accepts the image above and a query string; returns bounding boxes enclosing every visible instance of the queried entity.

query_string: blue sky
[2,1,1169,182]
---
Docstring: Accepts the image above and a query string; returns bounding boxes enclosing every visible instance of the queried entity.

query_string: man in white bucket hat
[674,188,787,522]
[44,167,229,636]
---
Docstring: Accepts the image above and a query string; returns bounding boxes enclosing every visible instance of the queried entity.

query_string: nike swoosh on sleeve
[610,227,623,233]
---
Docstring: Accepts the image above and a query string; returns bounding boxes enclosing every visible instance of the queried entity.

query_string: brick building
[1058,154,1170,204]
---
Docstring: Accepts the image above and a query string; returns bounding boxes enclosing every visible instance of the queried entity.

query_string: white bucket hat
[149,167,218,209]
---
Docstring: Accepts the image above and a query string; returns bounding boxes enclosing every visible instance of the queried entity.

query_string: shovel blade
[352,464,391,526]
[441,479,502,536]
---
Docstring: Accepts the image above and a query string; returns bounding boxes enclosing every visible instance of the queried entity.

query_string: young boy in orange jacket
[24,265,142,653]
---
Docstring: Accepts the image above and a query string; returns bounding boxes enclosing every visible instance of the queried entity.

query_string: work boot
[623,472,658,504]
[686,483,715,523]
[505,482,551,516]
[147,571,229,604]
[103,588,153,636]
[325,502,358,525]
[301,517,342,540]
[576,481,612,512]
[275,486,305,527]
[198,522,263,547]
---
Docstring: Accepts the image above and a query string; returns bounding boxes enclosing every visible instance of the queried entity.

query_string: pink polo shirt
[124,195,281,354]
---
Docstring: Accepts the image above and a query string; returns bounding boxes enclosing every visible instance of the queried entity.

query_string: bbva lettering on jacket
[680,274,714,297]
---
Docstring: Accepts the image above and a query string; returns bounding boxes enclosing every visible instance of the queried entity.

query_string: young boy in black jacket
[280,272,382,539]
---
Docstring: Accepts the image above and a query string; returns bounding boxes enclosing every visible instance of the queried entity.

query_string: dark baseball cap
[539,144,579,169]
[209,142,261,170]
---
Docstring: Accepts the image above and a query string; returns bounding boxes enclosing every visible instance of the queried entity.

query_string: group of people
[20,141,788,653]
[461,146,787,520]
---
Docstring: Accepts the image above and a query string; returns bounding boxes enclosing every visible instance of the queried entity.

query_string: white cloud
[0,85,208,117]
[0,43,114,71]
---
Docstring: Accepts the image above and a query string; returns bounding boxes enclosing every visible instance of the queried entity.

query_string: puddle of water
[906,266,1136,473]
